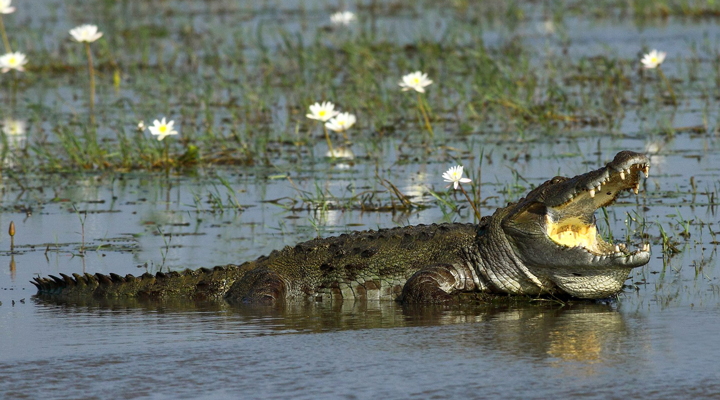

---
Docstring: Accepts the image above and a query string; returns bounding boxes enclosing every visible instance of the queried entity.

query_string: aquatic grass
[628,0,720,18]
[71,203,88,255]
[426,188,457,222]
[0,1,717,174]
[673,206,691,238]
[601,207,614,243]
[55,125,93,168]
[216,174,244,212]
[156,225,172,271]
[279,172,429,213]
[376,174,415,210]
[658,223,681,256]
[194,182,248,215]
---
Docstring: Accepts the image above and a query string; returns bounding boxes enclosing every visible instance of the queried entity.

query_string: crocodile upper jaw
[502,151,651,273]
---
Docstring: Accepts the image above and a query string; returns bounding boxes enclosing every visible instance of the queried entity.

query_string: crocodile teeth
[589,189,596,198]
[643,165,649,178]
[643,243,650,252]
[620,171,626,180]
[614,245,620,252]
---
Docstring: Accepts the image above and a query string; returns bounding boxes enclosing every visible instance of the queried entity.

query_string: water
[2,1,720,398]
[2,301,720,399]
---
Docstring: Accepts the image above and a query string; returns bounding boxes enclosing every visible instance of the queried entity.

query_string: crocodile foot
[400,263,475,304]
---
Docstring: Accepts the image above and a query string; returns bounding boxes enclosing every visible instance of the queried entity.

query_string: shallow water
[2,301,720,399]
[2,1,720,399]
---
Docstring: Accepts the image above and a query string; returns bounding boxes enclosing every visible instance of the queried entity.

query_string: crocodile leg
[225,268,287,304]
[400,263,478,304]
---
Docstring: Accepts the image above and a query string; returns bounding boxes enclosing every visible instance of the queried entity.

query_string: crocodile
[33,151,651,304]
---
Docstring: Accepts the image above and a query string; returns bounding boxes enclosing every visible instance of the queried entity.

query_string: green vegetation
[1,1,719,174]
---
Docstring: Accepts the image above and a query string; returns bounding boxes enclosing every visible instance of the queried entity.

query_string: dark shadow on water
[32,294,634,364]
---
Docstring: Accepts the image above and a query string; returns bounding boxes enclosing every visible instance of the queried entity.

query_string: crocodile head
[500,151,651,298]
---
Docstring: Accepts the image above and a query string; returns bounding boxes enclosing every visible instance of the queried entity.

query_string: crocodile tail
[31,265,246,300]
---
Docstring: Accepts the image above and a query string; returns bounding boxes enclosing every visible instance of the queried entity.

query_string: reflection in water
[1,118,26,168]
[644,138,669,172]
[443,302,631,373]
[324,147,354,160]
[325,146,355,170]
[8,254,15,281]
[32,295,632,367]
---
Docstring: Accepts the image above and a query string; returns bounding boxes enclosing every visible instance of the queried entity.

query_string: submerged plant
[69,24,103,111]
[307,101,340,157]
[442,165,481,221]
[399,71,434,138]
[641,49,676,105]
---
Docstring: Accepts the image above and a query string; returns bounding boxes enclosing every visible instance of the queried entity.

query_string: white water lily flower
[69,24,103,43]
[0,52,27,73]
[330,11,356,26]
[325,112,356,132]
[2,118,25,136]
[148,117,178,141]
[399,71,433,93]
[442,165,471,190]
[306,101,340,122]
[0,0,15,14]
[641,49,666,69]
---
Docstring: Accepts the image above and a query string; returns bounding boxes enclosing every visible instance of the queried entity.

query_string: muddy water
[2,1,720,399]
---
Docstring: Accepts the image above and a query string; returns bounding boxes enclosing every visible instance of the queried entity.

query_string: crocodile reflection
[34,296,635,365]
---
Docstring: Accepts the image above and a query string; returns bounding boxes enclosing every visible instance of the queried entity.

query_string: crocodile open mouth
[545,157,650,256]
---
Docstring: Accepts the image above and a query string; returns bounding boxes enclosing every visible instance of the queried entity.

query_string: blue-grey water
[2,1,720,399]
